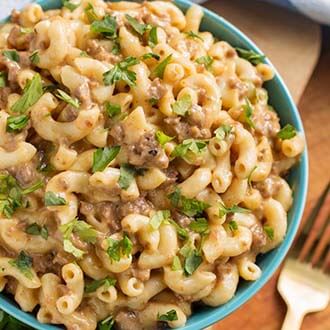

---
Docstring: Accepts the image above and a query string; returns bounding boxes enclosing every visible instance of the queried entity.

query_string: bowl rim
[0,0,308,329]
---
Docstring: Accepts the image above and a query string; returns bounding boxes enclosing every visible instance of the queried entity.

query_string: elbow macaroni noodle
[0,1,304,329]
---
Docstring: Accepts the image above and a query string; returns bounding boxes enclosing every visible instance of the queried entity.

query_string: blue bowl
[0,0,308,329]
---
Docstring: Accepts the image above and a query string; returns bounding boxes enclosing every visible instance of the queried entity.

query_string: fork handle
[281,307,305,330]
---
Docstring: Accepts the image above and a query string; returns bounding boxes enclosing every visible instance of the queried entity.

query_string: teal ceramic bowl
[0,0,308,329]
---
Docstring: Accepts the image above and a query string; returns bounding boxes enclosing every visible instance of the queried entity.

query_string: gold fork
[278,182,330,330]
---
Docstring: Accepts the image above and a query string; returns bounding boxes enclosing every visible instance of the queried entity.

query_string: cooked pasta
[0,1,304,329]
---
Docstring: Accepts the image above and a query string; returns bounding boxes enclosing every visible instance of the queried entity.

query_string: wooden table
[201,1,330,329]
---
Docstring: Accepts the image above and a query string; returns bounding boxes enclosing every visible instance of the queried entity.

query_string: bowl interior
[0,0,308,329]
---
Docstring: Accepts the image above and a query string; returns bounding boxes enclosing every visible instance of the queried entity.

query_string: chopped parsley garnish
[167,219,189,240]
[84,277,116,293]
[148,26,158,48]
[152,54,172,79]
[103,57,140,86]
[157,310,178,322]
[219,203,250,217]
[0,175,43,218]
[242,98,255,129]
[277,124,297,140]
[20,27,33,34]
[106,234,133,262]
[29,50,40,65]
[195,55,213,70]
[149,97,159,106]
[84,3,98,23]
[171,256,182,271]
[171,94,192,116]
[189,217,209,235]
[118,164,146,190]
[168,187,209,217]
[125,14,151,35]
[155,130,174,147]
[44,191,67,206]
[111,39,121,55]
[184,249,202,275]
[214,124,232,140]
[6,115,29,132]
[26,223,48,240]
[0,71,6,88]
[91,15,117,38]
[105,102,121,118]
[228,220,238,232]
[11,74,43,113]
[8,251,33,279]
[55,89,80,108]
[184,31,203,41]
[247,165,258,188]
[98,316,115,330]
[60,218,98,258]
[92,146,121,173]
[150,210,171,230]
[2,50,20,63]
[171,138,208,161]
[235,47,265,65]
[141,52,160,60]
[264,225,274,240]
[62,0,80,11]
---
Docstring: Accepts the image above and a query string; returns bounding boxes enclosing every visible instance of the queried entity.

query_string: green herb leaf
[44,191,67,206]
[149,97,158,106]
[105,102,121,118]
[55,89,80,108]
[103,57,139,86]
[20,27,33,34]
[242,98,255,129]
[11,74,43,113]
[152,54,172,79]
[85,277,116,293]
[264,225,274,240]
[157,310,178,322]
[8,251,33,279]
[26,223,48,240]
[168,187,209,217]
[91,15,117,37]
[21,180,44,195]
[219,203,250,218]
[62,0,80,12]
[214,124,232,141]
[189,217,209,234]
[118,164,136,190]
[167,219,189,240]
[277,124,297,140]
[184,249,202,276]
[2,50,20,63]
[85,3,98,23]
[111,39,120,55]
[29,50,40,65]
[148,26,158,48]
[155,130,174,147]
[125,14,151,35]
[184,31,203,41]
[195,55,213,70]
[6,115,29,132]
[106,234,132,262]
[60,218,97,243]
[247,165,258,188]
[141,52,160,60]
[92,146,121,173]
[228,220,238,232]
[235,47,265,65]
[63,239,85,258]
[171,94,192,116]
[98,316,115,330]
[171,256,182,271]
[150,210,171,230]
[0,72,7,88]
[171,139,208,160]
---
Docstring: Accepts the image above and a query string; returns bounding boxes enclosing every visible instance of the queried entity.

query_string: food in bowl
[0,0,305,329]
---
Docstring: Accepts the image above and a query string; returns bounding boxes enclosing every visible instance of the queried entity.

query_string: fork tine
[298,183,330,262]
[311,220,330,266]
